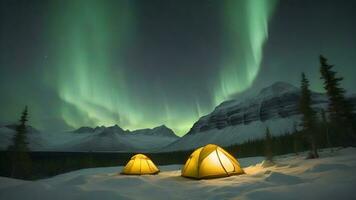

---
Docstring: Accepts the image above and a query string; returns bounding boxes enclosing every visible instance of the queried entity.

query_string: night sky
[1,0,356,136]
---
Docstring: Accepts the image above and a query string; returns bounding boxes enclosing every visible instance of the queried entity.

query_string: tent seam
[216,147,229,175]
[146,159,152,172]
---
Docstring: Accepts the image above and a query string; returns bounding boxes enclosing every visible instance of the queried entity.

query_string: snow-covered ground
[1,147,356,200]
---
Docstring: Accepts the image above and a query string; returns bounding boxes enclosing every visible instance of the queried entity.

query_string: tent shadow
[159,174,197,182]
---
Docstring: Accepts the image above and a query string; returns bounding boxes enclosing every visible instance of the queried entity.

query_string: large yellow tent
[121,154,160,175]
[181,144,244,179]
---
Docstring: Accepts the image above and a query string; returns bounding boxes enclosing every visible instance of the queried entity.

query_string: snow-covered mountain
[160,82,355,152]
[186,82,327,135]
[0,124,178,152]
[57,124,179,152]
[2,82,355,153]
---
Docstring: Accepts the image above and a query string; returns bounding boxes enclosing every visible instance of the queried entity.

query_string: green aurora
[214,0,277,104]
[46,0,278,136]
[2,0,356,137]
[49,1,135,131]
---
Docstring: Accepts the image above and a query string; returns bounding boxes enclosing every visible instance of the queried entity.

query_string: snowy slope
[0,124,179,152]
[1,147,355,200]
[162,116,300,152]
[187,82,326,135]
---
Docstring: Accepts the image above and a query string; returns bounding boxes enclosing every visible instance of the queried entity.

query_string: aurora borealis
[51,0,277,134]
[49,0,135,131]
[1,0,356,136]
[214,0,277,104]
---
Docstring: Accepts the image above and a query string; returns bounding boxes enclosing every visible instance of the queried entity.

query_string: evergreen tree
[7,106,32,179]
[319,55,356,143]
[8,106,29,152]
[264,127,273,162]
[320,109,332,150]
[299,73,319,158]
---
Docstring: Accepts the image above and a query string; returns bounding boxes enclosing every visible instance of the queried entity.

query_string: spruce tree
[299,73,319,158]
[320,109,332,150]
[319,55,356,144]
[8,106,32,179]
[8,106,29,152]
[264,127,273,162]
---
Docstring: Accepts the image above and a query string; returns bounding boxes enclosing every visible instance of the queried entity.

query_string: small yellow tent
[181,144,244,179]
[121,154,160,175]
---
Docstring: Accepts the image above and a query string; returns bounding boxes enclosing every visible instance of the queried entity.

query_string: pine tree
[8,106,29,152]
[299,73,319,158]
[7,106,32,179]
[292,123,300,155]
[264,127,273,162]
[320,109,332,150]
[319,55,356,143]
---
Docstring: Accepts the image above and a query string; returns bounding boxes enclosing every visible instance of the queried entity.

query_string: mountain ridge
[72,124,178,138]
[0,123,178,152]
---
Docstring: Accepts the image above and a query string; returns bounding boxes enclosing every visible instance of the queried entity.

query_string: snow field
[1,148,356,200]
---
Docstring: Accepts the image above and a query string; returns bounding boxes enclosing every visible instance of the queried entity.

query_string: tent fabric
[121,154,160,175]
[181,144,244,179]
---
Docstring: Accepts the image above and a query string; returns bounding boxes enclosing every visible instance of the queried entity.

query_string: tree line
[298,55,355,159]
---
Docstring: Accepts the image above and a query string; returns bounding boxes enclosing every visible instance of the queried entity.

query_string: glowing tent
[181,144,244,179]
[121,154,160,175]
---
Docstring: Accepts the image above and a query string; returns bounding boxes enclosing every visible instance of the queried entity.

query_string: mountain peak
[258,82,299,98]
[130,125,178,138]
[154,125,169,130]
[107,124,124,132]
[72,124,177,137]
[73,126,95,133]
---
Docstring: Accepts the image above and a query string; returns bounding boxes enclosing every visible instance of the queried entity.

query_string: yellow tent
[181,144,244,179]
[121,154,160,175]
